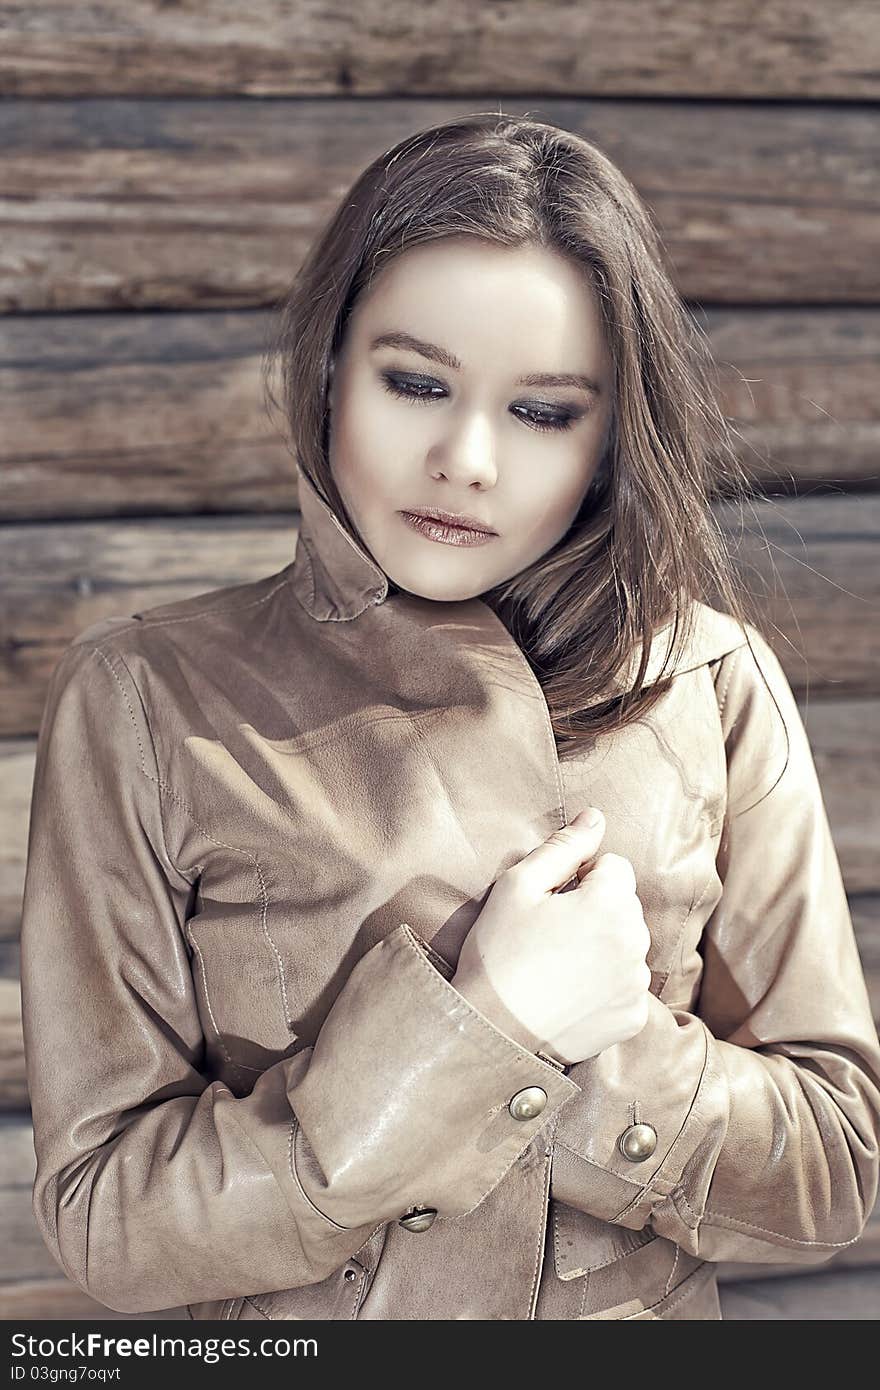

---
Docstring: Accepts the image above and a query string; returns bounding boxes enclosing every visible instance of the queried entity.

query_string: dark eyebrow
[369,331,603,397]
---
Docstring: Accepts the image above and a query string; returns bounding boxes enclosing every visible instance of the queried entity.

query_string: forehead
[348,237,609,373]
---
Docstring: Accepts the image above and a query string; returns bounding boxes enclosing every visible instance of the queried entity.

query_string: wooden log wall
[1,1,879,1321]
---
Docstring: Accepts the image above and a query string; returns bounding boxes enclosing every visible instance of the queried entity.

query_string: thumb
[516,808,606,895]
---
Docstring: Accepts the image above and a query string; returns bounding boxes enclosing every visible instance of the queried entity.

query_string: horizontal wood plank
[0,1280,186,1320]
[0,515,296,737]
[0,742,32,942]
[0,309,296,521]
[714,1200,880,1283]
[2,307,878,524]
[718,1265,880,1317]
[1,99,878,312]
[1,1,877,100]
[714,493,880,699]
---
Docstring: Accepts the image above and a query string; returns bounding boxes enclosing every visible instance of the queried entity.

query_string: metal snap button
[617,1122,658,1162]
[508,1086,548,1121]
[398,1206,438,1232]
[343,1267,357,1282]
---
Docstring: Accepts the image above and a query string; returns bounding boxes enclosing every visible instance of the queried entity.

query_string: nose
[427,409,498,490]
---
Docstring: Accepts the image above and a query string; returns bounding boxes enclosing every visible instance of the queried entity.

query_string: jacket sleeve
[20,632,579,1315]
[549,627,880,1266]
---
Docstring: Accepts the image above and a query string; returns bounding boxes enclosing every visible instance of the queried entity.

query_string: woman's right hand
[451,808,653,1066]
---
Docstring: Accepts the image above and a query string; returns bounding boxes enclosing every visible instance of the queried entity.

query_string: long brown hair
[262,111,764,759]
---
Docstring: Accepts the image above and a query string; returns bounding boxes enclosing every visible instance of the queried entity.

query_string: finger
[514,810,606,895]
[582,851,637,896]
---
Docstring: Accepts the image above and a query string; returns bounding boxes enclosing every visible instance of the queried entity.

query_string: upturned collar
[289,465,389,623]
[288,463,750,685]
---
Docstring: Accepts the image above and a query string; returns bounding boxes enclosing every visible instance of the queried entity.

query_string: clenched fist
[451,808,652,1066]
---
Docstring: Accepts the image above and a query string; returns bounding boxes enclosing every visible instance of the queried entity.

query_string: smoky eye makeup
[378,370,587,434]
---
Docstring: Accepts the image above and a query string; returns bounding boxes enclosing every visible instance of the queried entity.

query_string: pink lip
[402,507,497,535]
[399,511,497,547]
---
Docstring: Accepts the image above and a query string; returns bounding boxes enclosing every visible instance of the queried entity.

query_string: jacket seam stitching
[397,926,577,1217]
[576,1264,590,1316]
[296,532,318,612]
[556,1225,657,1279]
[553,1137,646,1193]
[669,1183,701,1224]
[527,1140,554,1318]
[290,533,374,623]
[88,574,293,645]
[187,934,254,1086]
[241,1296,270,1319]
[699,1208,864,1249]
[714,646,742,723]
[655,663,729,1000]
[656,859,721,1005]
[101,646,182,891]
[664,1243,680,1296]
[399,924,579,1095]
[348,1265,367,1319]
[618,1260,713,1319]
[554,1136,638,1172]
[287,1114,364,1233]
[91,644,291,1086]
[473,602,566,829]
[606,1020,712,1223]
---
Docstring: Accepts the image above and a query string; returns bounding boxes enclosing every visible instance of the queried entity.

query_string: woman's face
[327,236,614,603]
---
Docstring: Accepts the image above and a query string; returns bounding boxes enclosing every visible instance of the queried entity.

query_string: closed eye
[380,372,582,434]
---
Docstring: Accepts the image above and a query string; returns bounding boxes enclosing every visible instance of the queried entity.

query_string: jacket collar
[290,464,389,623]
[611,602,749,692]
[290,463,749,680]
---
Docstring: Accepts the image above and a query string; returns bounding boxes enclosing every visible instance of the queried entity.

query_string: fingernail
[576,808,602,828]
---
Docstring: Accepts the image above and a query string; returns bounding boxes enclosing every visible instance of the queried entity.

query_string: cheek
[507,421,605,523]
[329,396,380,489]
[332,382,414,482]
[516,476,590,544]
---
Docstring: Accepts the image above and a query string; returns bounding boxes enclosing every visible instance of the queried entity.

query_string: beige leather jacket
[20,467,880,1321]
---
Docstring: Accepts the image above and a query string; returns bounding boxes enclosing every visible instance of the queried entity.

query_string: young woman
[20,113,880,1321]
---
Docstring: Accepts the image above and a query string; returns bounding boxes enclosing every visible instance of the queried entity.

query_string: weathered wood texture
[2,307,878,525]
[0,516,296,738]
[2,99,878,312]
[719,1265,880,1318]
[714,493,880,699]
[1,2,878,100]
[1,1114,877,1320]
[2,493,877,739]
[0,1282,187,1321]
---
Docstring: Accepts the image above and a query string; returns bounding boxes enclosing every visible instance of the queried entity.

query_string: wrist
[450,960,548,1057]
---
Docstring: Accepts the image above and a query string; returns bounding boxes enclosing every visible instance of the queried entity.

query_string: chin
[391,571,484,604]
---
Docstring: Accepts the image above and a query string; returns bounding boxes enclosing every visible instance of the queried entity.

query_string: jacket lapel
[286,464,751,1316]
